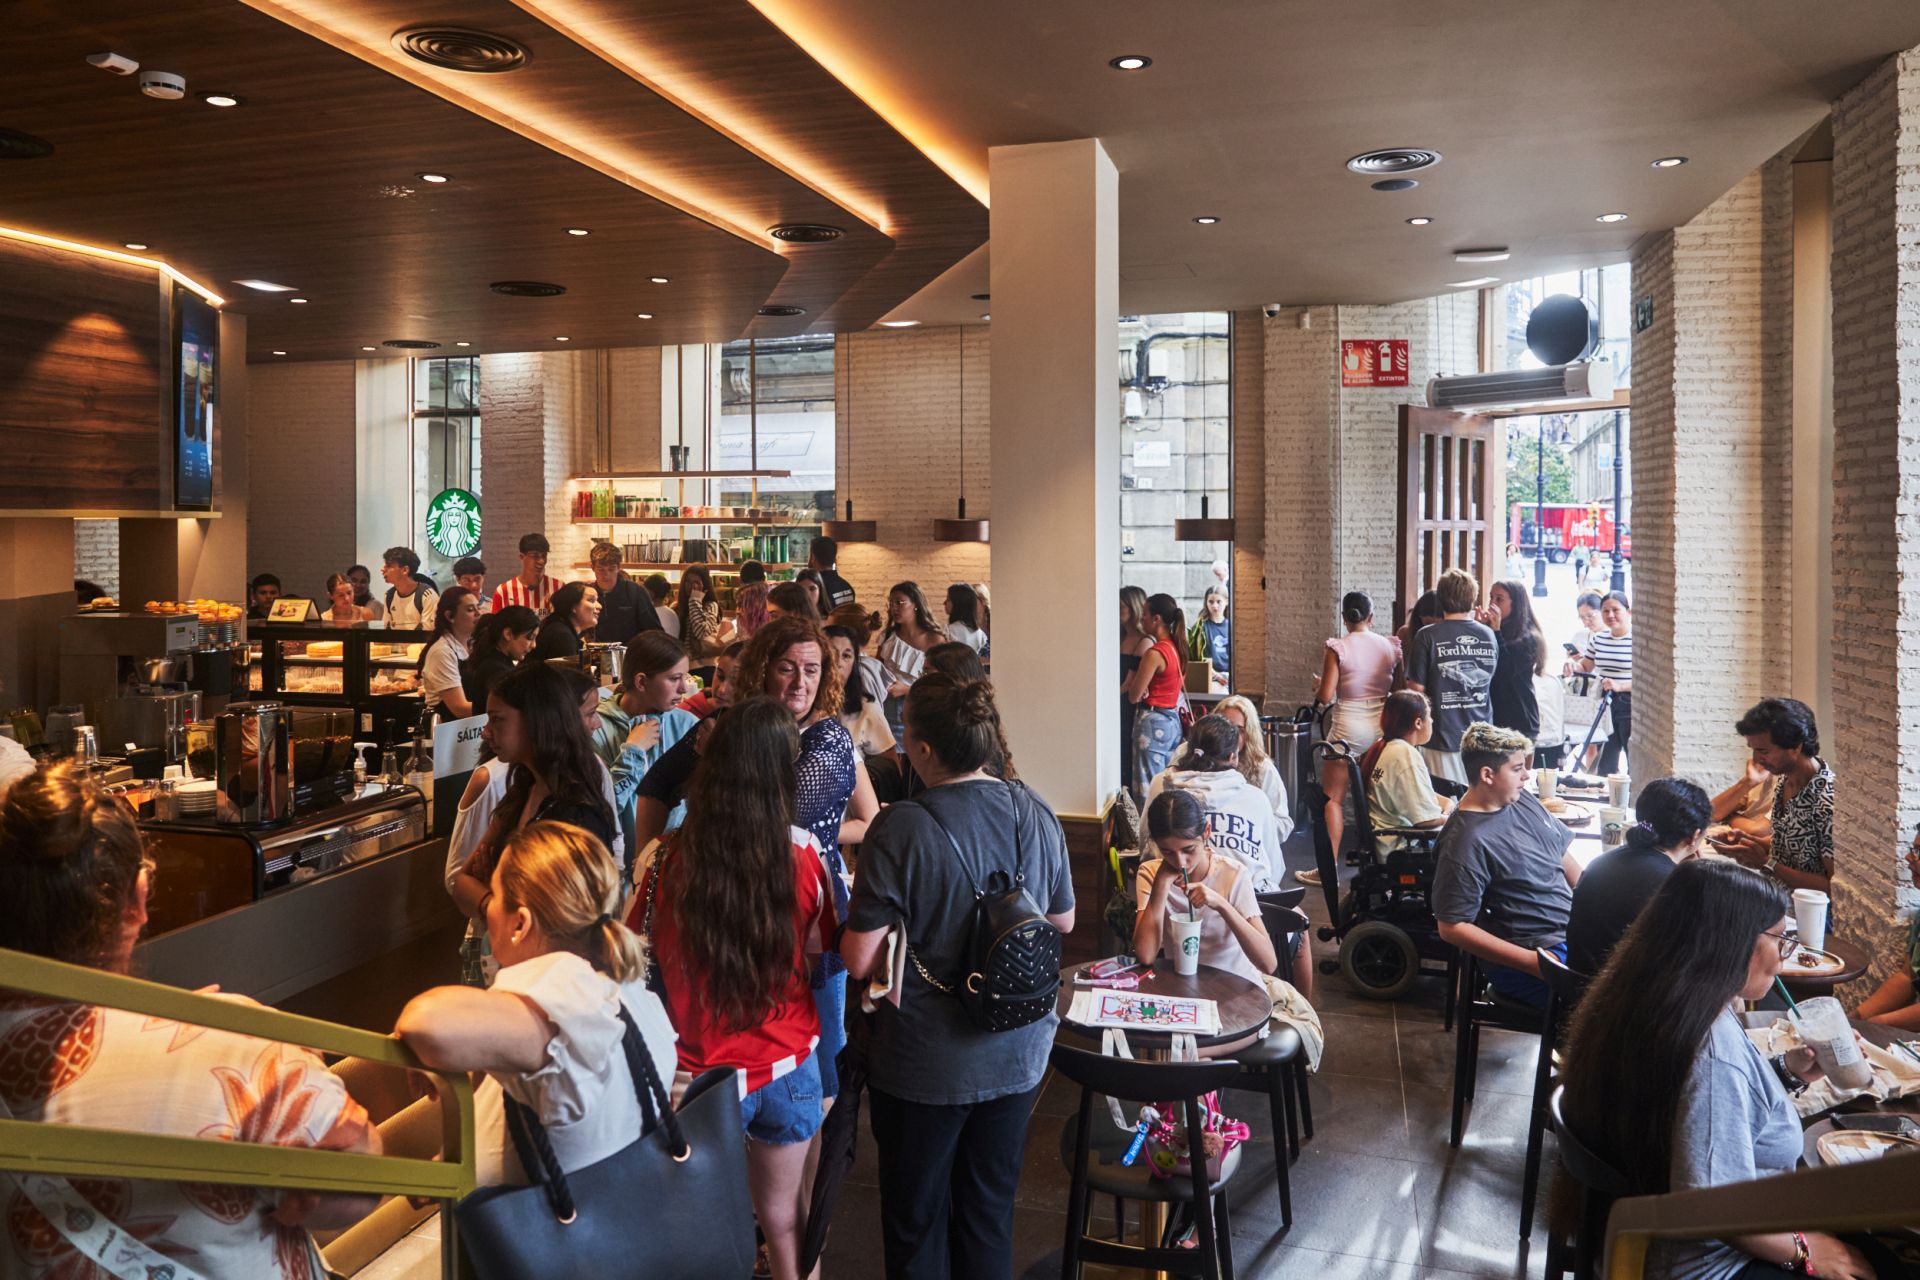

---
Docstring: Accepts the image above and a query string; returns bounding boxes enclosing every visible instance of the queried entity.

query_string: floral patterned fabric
[0,996,368,1280]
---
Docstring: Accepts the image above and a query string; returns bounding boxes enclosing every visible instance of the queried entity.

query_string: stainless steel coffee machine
[59,612,204,764]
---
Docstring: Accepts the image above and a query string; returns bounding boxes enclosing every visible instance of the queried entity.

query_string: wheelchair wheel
[1339,920,1420,1001]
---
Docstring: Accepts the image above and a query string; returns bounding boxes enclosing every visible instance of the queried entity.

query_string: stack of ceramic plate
[174,780,217,818]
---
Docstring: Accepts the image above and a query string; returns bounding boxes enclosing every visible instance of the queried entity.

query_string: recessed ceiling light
[1446,276,1500,289]
[635,313,653,320]
[456,341,470,347]
[1109,55,1151,71]
[1193,215,1221,225]
[289,297,308,304]
[879,320,919,328]
[235,278,296,292]
[1595,212,1629,223]
[1651,156,1688,169]
[566,228,590,236]
[123,242,148,250]
[1405,217,1432,227]
[198,92,242,108]
[1453,247,1511,263]
[271,350,287,356]
[361,346,376,351]
[649,276,670,284]
[555,336,570,341]
[1371,178,1418,192]
[418,172,449,183]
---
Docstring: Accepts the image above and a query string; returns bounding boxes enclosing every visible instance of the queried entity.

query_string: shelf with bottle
[570,470,793,481]
[571,562,804,572]
[566,514,821,527]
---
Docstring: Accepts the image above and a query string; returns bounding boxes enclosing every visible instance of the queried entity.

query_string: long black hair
[472,660,613,880]
[548,581,590,634]
[1627,777,1712,852]
[1144,593,1189,663]
[473,605,538,657]
[946,583,981,630]
[418,585,473,671]
[1492,579,1543,674]
[825,624,869,716]
[1560,861,1789,1196]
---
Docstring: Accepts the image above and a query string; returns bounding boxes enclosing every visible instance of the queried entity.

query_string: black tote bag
[454,1009,755,1280]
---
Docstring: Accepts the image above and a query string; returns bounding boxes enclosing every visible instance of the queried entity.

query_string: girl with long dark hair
[1359,690,1452,855]
[1564,776,1710,975]
[1121,592,1189,797]
[1559,860,1871,1280]
[827,623,894,755]
[592,630,697,869]
[877,581,943,744]
[463,604,538,716]
[1119,585,1155,789]
[943,582,986,653]
[530,580,600,662]
[419,585,481,718]
[1135,788,1278,989]
[638,697,837,1280]
[1486,579,1543,741]
[678,566,724,661]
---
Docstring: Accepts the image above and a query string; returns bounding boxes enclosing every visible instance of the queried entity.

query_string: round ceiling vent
[0,128,55,159]
[1346,148,1442,176]
[769,223,844,244]
[383,339,442,349]
[1370,178,1419,192]
[757,305,807,318]
[393,27,530,73]
[490,280,567,298]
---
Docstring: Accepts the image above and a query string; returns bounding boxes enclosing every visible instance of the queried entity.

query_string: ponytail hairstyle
[924,641,987,684]
[1362,689,1431,777]
[1627,777,1712,853]
[826,603,881,650]
[905,673,1014,778]
[418,585,474,670]
[1145,788,1208,844]
[0,761,150,970]
[732,582,770,640]
[1340,590,1373,629]
[1144,593,1189,663]
[495,821,643,983]
[669,696,804,1032]
[1182,714,1241,774]
[475,604,539,658]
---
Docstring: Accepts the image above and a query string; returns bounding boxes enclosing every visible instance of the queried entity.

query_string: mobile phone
[1563,643,1579,655]
[1831,1114,1916,1135]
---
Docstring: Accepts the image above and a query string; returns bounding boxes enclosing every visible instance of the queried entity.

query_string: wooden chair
[1546,1086,1634,1280]
[1052,1043,1246,1279]
[1450,950,1546,1147]
[1520,949,1589,1239]
[1220,897,1314,1229]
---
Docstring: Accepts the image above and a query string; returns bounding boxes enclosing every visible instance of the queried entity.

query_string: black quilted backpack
[907,782,1063,1033]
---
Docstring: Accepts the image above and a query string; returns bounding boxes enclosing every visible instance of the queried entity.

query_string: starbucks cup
[1791,995,1874,1092]
[1600,806,1631,849]
[1169,916,1203,976]
[1537,768,1558,801]
[1792,888,1830,953]
[1607,773,1630,806]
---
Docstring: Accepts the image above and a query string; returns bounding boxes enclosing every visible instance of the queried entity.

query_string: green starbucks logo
[426,488,482,558]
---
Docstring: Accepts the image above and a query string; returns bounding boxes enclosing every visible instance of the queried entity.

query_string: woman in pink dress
[1310,590,1402,881]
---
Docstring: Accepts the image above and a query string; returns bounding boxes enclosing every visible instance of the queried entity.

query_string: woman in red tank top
[1121,593,1190,798]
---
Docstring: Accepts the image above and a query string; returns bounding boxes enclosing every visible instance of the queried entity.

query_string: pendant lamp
[933,326,989,542]
[822,334,877,542]
[1173,366,1235,541]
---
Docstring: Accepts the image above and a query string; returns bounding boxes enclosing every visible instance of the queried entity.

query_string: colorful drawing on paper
[1096,991,1205,1029]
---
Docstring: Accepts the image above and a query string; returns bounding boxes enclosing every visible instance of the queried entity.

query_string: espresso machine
[59,611,203,767]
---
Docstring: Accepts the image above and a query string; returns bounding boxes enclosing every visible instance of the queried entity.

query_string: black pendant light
[933,326,989,542]
[822,334,877,542]
[1173,355,1234,541]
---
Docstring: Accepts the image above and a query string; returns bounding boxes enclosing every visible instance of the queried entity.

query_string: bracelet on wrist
[1782,1230,1812,1274]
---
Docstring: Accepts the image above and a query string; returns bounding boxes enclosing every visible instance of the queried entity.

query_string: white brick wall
[1828,50,1920,987]
[73,520,119,599]
[1231,310,1267,699]
[834,328,991,613]
[248,361,358,596]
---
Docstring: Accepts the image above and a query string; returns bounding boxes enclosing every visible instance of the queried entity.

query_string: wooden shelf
[570,562,803,571]
[569,515,820,527]
[570,469,792,481]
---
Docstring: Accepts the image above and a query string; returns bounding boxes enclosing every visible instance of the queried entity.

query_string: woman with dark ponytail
[1559,860,1871,1280]
[841,674,1074,1280]
[1564,776,1710,975]
[1121,592,1190,798]
[464,604,538,716]
[1310,590,1401,876]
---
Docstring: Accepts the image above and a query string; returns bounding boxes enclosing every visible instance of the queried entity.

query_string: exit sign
[1341,339,1409,388]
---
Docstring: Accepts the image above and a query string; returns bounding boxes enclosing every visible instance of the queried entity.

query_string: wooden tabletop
[1057,960,1273,1047]
[1780,936,1872,996]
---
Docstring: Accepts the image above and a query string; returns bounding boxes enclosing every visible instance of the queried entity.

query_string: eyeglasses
[1761,927,1801,958]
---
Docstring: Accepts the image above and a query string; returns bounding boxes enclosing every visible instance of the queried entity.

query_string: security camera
[1261,303,1283,319]
[139,70,186,100]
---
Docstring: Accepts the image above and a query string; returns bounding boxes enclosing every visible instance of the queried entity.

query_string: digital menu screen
[174,290,216,510]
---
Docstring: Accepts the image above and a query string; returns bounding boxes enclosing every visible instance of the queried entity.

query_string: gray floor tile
[1397,1020,1543,1097]
[1317,1010,1403,1080]
[1227,1146,1429,1264]
[1401,1080,1544,1171]
[1411,1153,1553,1277]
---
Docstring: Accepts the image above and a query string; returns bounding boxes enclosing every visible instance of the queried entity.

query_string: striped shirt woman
[1580,594,1634,775]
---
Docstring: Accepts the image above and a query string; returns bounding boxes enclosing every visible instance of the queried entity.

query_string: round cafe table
[1056,959,1274,1050]
[1779,936,1871,999]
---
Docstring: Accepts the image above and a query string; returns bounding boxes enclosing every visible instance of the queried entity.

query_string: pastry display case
[252,623,430,715]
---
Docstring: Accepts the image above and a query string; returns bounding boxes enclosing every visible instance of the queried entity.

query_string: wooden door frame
[1395,404,1503,628]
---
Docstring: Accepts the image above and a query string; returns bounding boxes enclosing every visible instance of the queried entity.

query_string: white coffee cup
[1791,995,1874,1091]
[1537,768,1558,801]
[1792,887,1830,954]
[1600,806,1631,848]
[1169,916,1203,976]
[1607,773,1630,806]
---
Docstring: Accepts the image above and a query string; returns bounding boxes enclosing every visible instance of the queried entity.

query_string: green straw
[1180,866,1195,923]
[1773,976,1802,1016]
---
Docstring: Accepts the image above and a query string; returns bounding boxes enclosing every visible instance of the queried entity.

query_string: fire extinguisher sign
[1340,339,1410,388]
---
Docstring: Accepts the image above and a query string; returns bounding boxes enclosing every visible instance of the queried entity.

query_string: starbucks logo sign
[426,487,482,558]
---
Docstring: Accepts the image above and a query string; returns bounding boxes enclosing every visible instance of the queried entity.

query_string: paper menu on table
[1068,989,1221,1036]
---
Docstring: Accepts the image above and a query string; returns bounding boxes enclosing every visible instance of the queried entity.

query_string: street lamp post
[1609,408,1626,593]
[1532,417,1549,597]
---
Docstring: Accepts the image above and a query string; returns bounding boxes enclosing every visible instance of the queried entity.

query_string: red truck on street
[1510,502,1631,563]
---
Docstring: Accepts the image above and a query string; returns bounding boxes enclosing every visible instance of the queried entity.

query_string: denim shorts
[740,1052,824,1146]
[1133,706,1182,795]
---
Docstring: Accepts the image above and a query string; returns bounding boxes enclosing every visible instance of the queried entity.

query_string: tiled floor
[359,826,1558,1278]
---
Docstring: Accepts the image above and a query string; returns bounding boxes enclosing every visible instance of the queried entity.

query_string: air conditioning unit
[1426,360,1615,411]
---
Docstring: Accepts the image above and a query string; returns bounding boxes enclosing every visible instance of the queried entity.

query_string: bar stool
[1545,1086,1633,1280]
[1520,949,1587,1238]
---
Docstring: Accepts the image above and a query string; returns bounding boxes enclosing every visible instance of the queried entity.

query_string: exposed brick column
[1626,172,1791,793]
[1263,306,1341,707]
[1828,51,1920,981]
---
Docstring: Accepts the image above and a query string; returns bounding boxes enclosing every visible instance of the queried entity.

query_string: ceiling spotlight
[418,172,449,183]
[271,350,287,356]
[555,336,570,341]
[456,341,470,347]
[1595,212,1629,223]
[566,228,590,236]
[1453,247,1511,263]
[1109,55,1151,71]
[980,313,991,321]
[1371,178,1418,192]
[649,276,670,284]
[879,320,919,328]
[1193,215,1221,225]
[1405,217,1432,227]
[361,346,376,351]
[1446,276,1500,289]
[289,297,308,304]
[1651,156,1688,169]
[197,92,241,107]
[635,313,653,320]
[235,278,296,292]
[123,242,148,250]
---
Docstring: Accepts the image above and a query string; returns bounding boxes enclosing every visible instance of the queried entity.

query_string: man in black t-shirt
[586,540,662,646]
[809,536,856,610]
